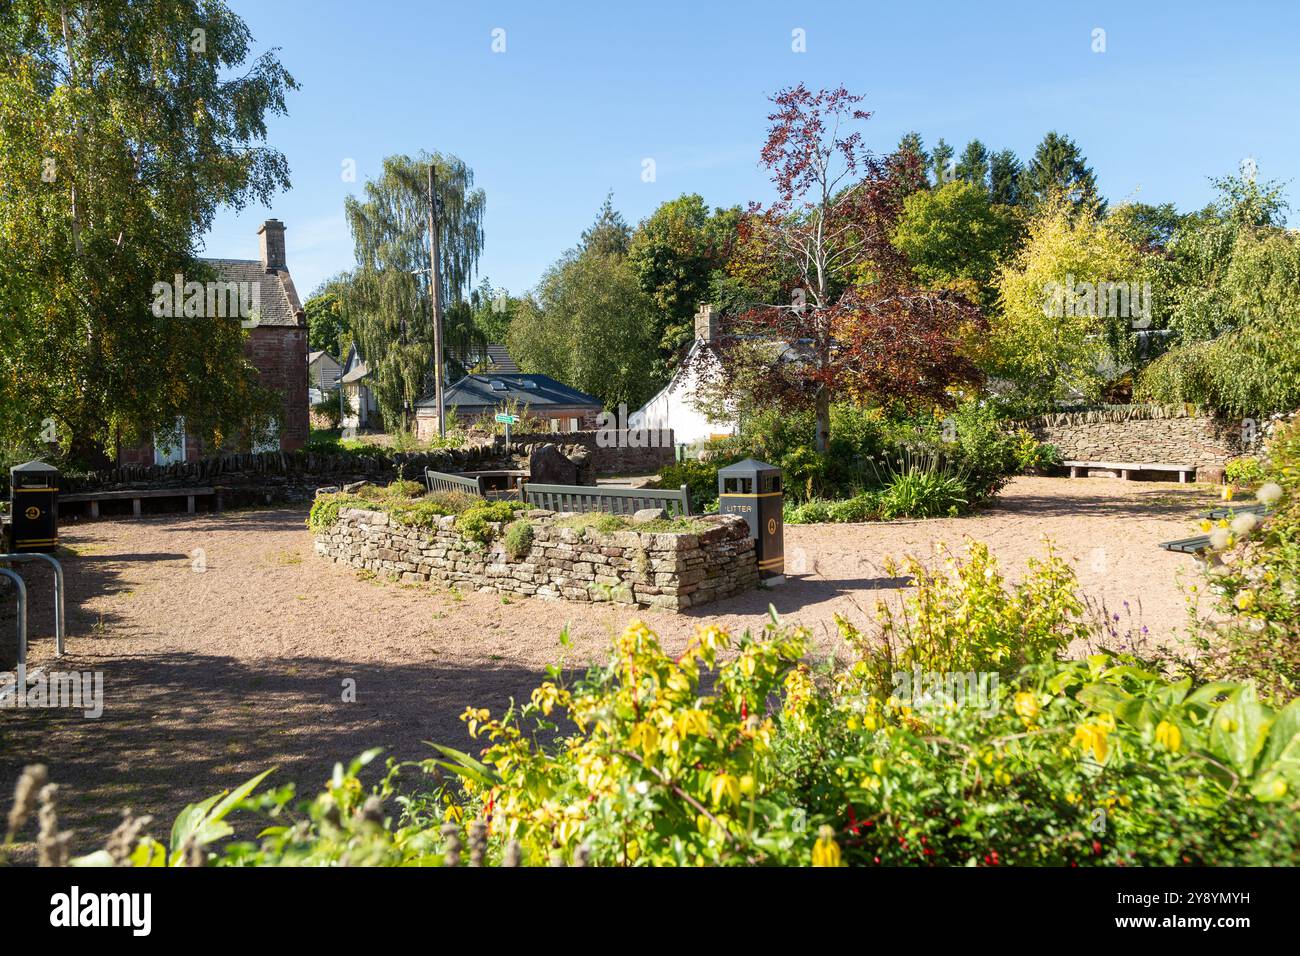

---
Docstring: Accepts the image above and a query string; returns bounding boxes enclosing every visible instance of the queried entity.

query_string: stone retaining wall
[508,430,676,476]
[313,507,757,611]
[1020,406,1245,480]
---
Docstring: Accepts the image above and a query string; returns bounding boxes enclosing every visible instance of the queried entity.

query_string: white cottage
[629,304,738,446]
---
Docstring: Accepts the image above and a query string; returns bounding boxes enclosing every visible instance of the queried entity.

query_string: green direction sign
[495,413,520,425]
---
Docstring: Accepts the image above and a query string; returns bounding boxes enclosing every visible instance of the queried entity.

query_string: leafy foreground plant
[8,545,1299,867]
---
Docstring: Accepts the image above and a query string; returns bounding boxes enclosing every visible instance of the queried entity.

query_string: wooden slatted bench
[1063,460,1197,483]
[522,482,691,517]
[424,468,484,496]
[1159,535,1212,555]
[1161,503,1274,555]
[1206,502,1271,520]
[60,486,221,518]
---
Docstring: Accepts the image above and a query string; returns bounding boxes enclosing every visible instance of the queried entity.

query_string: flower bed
[313,504,757,611]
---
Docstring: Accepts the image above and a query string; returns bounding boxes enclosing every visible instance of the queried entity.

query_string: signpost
[495,412,520,445]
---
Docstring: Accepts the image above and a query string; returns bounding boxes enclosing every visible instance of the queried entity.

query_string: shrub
[657,459,722,512]
[386,479,424,498]
[456,500,527,546]
[502,519,534,560]
[848,539,1089,694]
[1224,455,1265,488]
[312,392,342,429]
[1195,418,1300,702]
[876,453,970,519]
[785,498,834,524]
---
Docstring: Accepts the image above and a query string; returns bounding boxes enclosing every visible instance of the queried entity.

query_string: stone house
[414,373,602,440]
[118,219,309,466]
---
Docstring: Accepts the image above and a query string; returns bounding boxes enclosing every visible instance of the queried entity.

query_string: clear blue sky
[206,0,1300,303]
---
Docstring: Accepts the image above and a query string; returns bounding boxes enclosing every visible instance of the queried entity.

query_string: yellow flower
[710,773,741,808]
[1071,719,1111,763]
[1234,590,1257,611]
[811,825,842,867]
[1155,720,1182,753]
[1013,691,1040,723]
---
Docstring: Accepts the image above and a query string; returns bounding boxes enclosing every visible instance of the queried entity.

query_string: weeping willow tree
[1136,175,1300,418]
[343,152,486,430]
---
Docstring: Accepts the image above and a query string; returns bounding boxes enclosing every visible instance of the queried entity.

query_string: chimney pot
[258,218,286,272]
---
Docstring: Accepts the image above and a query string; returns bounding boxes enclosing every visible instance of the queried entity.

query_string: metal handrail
[0,568,28,668]
[0,553,64,656]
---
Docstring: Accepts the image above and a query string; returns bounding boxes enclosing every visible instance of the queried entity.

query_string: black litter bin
[10,460,59,553]
[717,458,784,583]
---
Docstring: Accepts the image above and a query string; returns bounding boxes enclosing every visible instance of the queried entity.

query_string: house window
[549,419,560,433]
[154,417,187,466]
[569,418,579,432]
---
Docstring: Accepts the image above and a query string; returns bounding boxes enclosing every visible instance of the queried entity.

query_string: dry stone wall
[1021,407,1245,480]
[314,507,757,611]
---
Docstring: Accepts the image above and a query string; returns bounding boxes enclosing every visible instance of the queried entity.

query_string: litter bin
[717,458,784,583]
[10,460,58,553]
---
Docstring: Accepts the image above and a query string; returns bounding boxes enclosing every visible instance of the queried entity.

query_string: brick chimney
[694,303,717,342]
[257,218,286,272]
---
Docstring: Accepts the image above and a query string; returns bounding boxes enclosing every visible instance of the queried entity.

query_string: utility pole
[428,162,446,438]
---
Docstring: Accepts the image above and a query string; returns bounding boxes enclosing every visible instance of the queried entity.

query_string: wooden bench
[424,469,484,496]
[522,482,691,517]
[1063,460,1197,483]
[1206,502,1271,520]
[1159,535,1212,555]
[60,486,221,518]
[1161,503,1274,555]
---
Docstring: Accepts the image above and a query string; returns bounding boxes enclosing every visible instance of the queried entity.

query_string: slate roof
[202,257,304,328]
[416,374,601,410]
[460,343,520,373]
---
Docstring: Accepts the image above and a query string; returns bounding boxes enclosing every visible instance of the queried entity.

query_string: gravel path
[0,475,1217,854]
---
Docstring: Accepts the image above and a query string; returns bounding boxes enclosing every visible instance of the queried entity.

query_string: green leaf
[168,768,276,862]
[1206,686,1273,779]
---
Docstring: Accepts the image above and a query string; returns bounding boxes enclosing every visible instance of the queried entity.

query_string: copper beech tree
[704,85,983,452]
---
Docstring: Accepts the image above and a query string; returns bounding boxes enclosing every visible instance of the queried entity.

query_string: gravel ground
[0,475,1218,855]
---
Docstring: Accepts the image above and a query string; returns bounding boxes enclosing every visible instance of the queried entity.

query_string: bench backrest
[424,468,483,496]
[521,482,691,517]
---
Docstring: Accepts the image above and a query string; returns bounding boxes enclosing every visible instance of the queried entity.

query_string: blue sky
[206,0,1300,303]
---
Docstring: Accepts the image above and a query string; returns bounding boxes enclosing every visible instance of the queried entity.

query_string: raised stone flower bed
[313,507,758,611]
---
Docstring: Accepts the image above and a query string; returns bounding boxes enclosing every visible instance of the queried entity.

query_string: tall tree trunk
[814,386,830,453]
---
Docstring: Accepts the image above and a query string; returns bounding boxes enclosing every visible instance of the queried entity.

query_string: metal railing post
[0,568,28,669]
[0,553,64,656]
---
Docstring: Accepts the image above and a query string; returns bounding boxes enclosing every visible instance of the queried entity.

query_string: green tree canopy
[305,273,352,357]
[955,140,990,188]
[627,194,740,359]
[986,196,1150,406]
[1018,131,1104,212]
[0,0,297,462]
[507,247,661,410]
[1136,172,1300,416]
[580,192,632,257]
[988,148,1022,206]
[891,181,1020,308]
